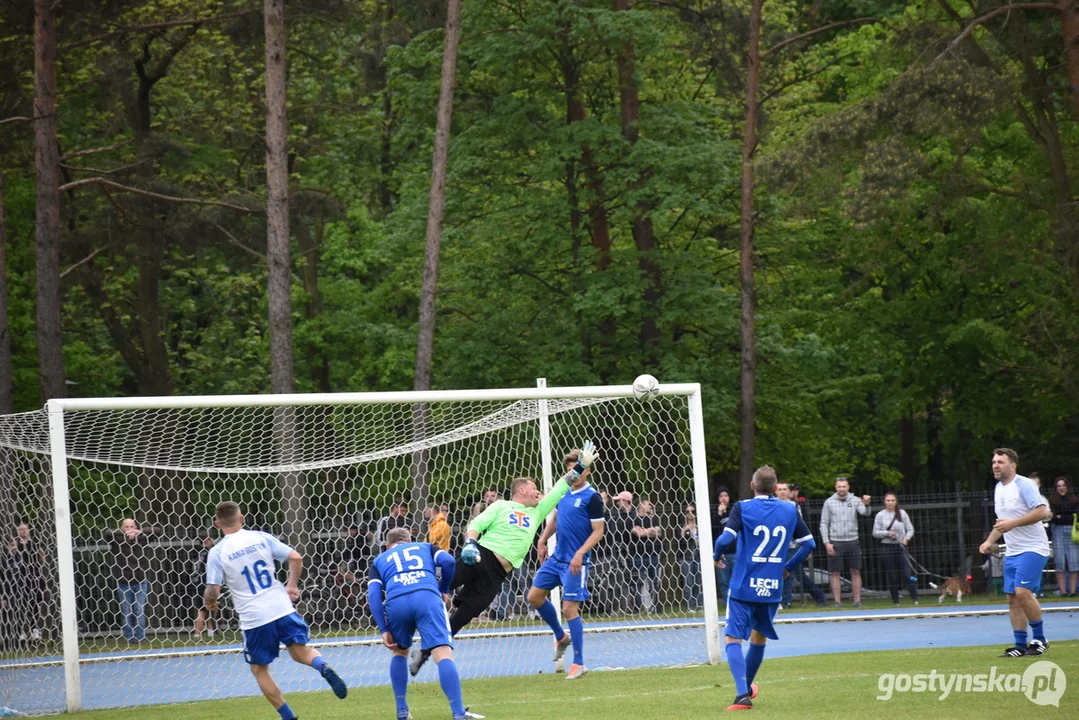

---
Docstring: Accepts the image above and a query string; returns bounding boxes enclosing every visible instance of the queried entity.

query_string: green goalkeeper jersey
[468,475,571,568]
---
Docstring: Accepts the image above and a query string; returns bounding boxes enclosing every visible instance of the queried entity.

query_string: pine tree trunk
[412,0,462,514]
[0,170,12,415]
[413,0,461,395]
[738,0,765,499]
[615,0,660,363]
[265,0,295,396]
[1060,0,1079,120]
[265,0,305,553]
[34,0,65,401]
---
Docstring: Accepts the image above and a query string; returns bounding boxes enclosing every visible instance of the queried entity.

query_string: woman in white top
[872,492,919,605]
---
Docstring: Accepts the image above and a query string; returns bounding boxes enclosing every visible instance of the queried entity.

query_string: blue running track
[1,604,1076,714]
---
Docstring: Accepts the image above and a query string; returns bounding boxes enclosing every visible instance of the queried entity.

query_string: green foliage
[3,0,1078,498]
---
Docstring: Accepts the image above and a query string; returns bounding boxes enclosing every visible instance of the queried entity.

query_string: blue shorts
[724,597,779,641]
[532,557,591,602]
[242,612,309,666]
[385,591,453,651]
[1003,552,1048,594]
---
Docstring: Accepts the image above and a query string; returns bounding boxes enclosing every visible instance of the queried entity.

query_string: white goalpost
[0,381,719,714]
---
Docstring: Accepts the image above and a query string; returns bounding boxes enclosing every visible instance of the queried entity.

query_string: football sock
[1030,619,1045,642]
[277,703,296,720]
[390,655,409,715]
[437,657,466,717]
[1013,629,1028,650]
[568,616,584,665]
[311,655,328,675]
[536,600,564,640]
[745,642,766,685]
[725,643,749,697]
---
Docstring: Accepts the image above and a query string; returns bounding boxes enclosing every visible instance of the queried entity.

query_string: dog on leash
[929,575,971,603]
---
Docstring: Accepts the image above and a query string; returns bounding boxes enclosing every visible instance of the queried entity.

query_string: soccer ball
[632,374,660,402]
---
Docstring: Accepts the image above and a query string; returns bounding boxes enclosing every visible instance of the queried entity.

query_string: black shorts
[827,540,862,572]
[451,544,510,615]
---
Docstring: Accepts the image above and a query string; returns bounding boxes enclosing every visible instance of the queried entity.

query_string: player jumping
[410,440,598,676]
[203,501,347,720]
[713,467,815,710]
[368,527,484,720]
[979,448,1053,657]
[527,448,605,679]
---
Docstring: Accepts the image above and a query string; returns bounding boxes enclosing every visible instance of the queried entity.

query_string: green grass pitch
[70,641,1078,718]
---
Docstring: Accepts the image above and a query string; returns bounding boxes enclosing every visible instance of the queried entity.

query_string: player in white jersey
[204,502,347,720]
[978,449,1053,658]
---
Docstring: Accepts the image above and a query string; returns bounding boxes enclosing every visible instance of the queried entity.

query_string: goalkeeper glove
[571,440,598,478]
[461,539,481,566]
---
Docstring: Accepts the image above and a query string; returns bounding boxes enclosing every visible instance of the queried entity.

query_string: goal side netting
[0,384,717,714]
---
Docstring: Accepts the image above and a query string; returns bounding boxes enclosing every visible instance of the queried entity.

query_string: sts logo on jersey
[508,511,532,529]
[750,577,779,598]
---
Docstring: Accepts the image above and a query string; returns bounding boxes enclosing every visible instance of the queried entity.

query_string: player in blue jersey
[713,467,816,710]
[368,527,484,720]
[527,448,606,679]
[203,502,347,720]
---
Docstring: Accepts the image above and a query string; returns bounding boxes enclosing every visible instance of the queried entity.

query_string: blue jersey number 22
[241,559,274,594]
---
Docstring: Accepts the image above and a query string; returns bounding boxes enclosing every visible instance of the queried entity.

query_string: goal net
[0,383,716,714]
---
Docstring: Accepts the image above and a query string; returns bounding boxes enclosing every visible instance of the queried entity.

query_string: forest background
[2,0,1078,499]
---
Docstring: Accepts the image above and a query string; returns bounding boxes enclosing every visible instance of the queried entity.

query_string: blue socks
[311,655,328,675]
[745,642,765,685]
[437,657,466,717]
[390,655,409,715]
[1013,629,1028,650]
[277,703,296,720]
[725,642,749,697]
[1030,619,1045,642]
[568,616,584,665]
[536,600,564,640]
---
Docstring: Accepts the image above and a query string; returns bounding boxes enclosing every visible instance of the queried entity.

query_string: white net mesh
[0,391,708,714]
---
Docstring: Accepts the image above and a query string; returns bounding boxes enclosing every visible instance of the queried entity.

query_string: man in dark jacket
[109,518,157,643]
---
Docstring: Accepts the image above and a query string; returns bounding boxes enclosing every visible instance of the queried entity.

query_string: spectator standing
[711,487,736,602]
[872,492,919,606]
[608,491,640,613]
[632,499,663,612]
[426,505,452,553]
[192,535,218,639]
[820,477,870,607]
[984,552,1004,597]
[788,485,827,605]
[0,539,23,650]
[342,525,374,577]
[374,498,411,548]
[109,518,157,643]
[678,503,703,610]
[9,523,45,642]
[1048,476,1079,597]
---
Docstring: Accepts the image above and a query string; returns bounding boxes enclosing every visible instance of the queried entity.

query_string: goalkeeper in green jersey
[410,440,598,676]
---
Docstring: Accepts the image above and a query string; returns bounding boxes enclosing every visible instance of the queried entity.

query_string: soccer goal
[0,381,718,714]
